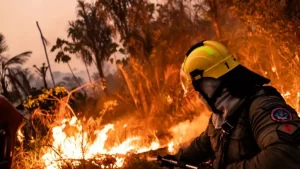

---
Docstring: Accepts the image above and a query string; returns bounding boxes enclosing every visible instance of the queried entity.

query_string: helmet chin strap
[192,80,225,114]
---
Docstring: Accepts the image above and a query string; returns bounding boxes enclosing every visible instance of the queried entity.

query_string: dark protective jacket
[0,96,23,169]
[177,86,300,169]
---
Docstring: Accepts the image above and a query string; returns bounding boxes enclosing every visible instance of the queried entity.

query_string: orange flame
[40,89,298,169]
[41,116,173,169]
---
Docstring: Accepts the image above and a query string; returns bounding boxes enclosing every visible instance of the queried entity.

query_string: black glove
[159,155,177,169]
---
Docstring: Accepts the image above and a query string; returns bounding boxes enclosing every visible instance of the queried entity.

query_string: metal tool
[157,156,199,169]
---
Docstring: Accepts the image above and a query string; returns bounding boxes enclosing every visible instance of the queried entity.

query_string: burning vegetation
[13,86,193,169]
[0,0,298,169]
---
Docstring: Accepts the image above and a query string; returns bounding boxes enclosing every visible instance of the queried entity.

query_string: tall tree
[99,0,155,63]
[36,21,56,87]
[53,0,118,95]
[51,38,82,87]
[0,33,32,100]
[76,0,118,92]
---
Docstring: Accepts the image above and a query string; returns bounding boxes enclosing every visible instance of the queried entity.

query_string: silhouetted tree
[33,63,49,89]
[36,21,56,87]
[53,0,118,96]
[0,33,32,101]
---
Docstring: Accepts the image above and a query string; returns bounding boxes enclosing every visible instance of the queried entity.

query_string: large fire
[15,80,299,169]
[38,90,299,169]
[41,116,176,169]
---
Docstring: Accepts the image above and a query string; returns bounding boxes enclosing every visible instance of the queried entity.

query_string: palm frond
[80,46,94,65]
[77,0,87,18]
[9,67,31,95]
[4,51,32,67]
[0,56,7,63]
[6,70,21,94]
[0,33,8,54]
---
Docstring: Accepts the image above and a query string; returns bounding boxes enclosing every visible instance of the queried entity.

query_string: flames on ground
[38,112,208,169]
[15,85,299,169]
[39,91,299,169]
[13,89,209,169]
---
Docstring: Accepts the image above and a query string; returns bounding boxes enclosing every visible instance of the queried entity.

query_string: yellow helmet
[180,40,240,97]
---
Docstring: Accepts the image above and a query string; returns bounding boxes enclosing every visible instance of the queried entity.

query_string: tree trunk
[42,75,48,89]
[21,75,31,93]
[10,77,23,103]
[36,21,56,87]
[67,62,81,87]
[79,5,108,96]
[84,59,95,95]
[84,60,92,84]
[8,71,29,97]
[1,79,10,100]
[94,53,108,96]
[208,0,222,39]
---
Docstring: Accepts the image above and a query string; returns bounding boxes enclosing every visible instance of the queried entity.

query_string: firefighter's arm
[175,119,214,165]
[226,96,300,169]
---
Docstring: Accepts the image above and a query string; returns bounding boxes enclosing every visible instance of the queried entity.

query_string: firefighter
[0,95,23,169]
[161,40,300,169]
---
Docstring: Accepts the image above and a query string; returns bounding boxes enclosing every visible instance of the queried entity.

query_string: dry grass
[11,55,207,169]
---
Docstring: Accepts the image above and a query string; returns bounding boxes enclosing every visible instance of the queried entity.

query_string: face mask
[193,77,223,114]
[198,78,221,99]
[214,88,240,114]
[212,88,241,128]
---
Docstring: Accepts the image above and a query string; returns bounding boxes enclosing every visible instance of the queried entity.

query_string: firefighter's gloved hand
[159,155,177,169]
[198,162,214,169]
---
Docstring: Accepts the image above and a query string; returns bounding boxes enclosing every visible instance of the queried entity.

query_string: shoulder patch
[277,123,300,144]
[270,108,292,122]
